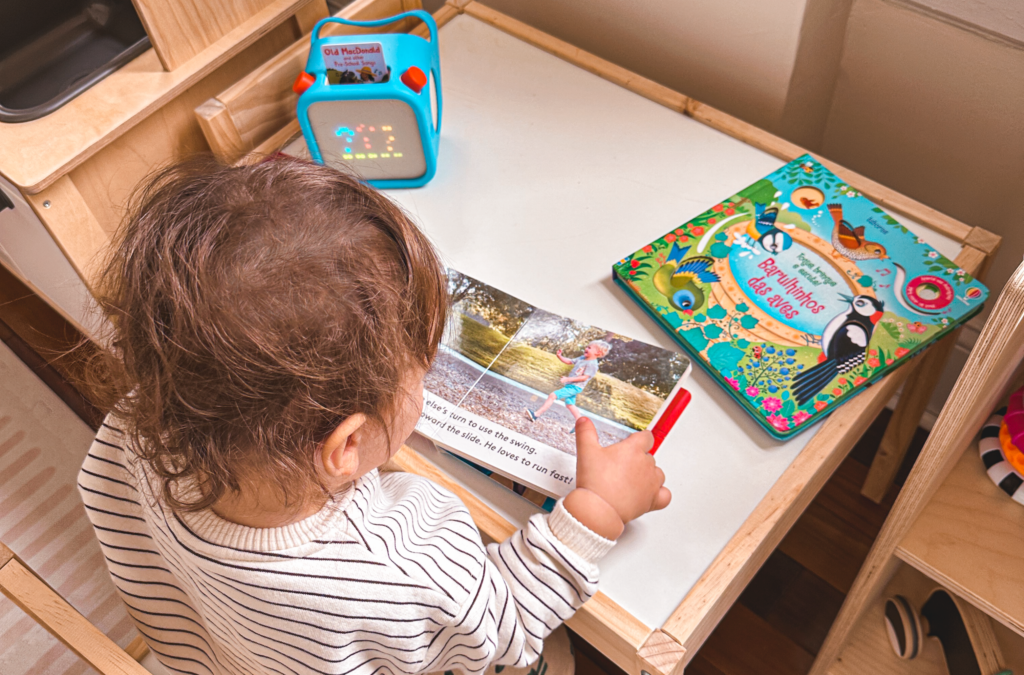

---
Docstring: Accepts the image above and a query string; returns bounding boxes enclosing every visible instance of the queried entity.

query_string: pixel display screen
[306,99,427,180]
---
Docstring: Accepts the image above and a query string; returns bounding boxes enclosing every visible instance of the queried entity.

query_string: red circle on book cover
[905,275,954,310]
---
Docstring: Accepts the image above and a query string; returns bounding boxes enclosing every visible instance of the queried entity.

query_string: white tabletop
[387,15,962,631]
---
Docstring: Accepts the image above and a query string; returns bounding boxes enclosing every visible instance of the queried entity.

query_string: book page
[417,270,690,497]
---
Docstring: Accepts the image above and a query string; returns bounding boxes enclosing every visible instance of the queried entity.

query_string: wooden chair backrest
[195,0,426,165]
[137,0,301,71]
[0,541,150,675]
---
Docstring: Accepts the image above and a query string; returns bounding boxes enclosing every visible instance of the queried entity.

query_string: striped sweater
[78,421,614,675]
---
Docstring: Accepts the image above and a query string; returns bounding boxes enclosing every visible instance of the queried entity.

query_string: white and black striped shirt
[79,421,614,675]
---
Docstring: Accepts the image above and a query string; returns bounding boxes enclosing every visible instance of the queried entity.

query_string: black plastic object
[921,590,982,675]
[0,0,150,123]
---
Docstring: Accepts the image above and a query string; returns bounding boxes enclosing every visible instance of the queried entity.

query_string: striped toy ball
[978,407,1024,506]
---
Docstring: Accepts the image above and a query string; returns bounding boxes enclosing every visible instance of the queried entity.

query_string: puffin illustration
[652,243,720,314]
[791,294,885,406]
[829,203,888,261]
[746,204,792,254]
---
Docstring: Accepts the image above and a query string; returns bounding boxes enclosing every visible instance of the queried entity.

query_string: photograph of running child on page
[422,270,689,456]
[526,340,612,430]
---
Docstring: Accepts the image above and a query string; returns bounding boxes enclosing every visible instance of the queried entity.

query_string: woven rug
[0,339,138,675]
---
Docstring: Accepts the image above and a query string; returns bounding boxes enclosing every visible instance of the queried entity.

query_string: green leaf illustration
[681,328,708,352]
[708,342,744,372]
[881,323,901,340]
[707,305,728,320]
[709,242,731,258]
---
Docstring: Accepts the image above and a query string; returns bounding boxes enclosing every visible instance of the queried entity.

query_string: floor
[570,408,928,675]
[0,338,140,675]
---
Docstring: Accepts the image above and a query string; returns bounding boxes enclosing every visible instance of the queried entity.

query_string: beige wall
[477,0,1024,423]
[477,0,810,131]
[818,0,1024,418]
[821,0,1024,301]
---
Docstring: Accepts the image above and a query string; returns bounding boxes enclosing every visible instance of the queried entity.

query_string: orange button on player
[400,66,427,93]
[293,71,316,94]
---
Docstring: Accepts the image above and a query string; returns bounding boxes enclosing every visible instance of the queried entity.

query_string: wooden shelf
[830,562,1024,675]
[896,440,1024,638]
[0,0,315,193]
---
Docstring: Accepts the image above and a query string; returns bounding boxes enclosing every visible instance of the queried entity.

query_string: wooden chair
[0,541,151,675]
[809,259,1024,674]
[195,0,432,165]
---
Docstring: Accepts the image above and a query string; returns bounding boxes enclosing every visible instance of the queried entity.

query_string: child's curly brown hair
[89,156,448,512]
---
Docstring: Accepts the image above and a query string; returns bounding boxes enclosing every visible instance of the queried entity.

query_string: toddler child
[79,157,670,675]
[526,341,610,430]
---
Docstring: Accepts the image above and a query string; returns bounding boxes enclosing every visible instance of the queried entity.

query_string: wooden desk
[337,10,996,675]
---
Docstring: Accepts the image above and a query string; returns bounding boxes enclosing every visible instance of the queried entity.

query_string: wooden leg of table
[638,629,686,675]
[861,330,960,503]
[862,243,992,504]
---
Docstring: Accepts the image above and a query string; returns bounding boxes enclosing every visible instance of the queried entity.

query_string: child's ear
[321,414,368,478]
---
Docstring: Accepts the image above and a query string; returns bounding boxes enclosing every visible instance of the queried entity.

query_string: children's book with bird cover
[612,155,989,440]
[416,270,691,499]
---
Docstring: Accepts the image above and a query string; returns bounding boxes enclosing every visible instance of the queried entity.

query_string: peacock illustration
[652,243,720,314]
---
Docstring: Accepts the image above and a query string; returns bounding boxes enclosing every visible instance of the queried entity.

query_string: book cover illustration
[613,154,988,439]
[321,42,391,84]
[416,270,690,498]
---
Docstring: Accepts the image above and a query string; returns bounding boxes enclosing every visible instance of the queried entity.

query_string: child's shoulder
[375,471,483,539]
[377,470,470,512]
[79,417,145,519]
[82,417,133,479]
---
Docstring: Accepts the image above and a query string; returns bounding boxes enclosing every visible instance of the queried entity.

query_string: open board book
[415,270,692,500]
[613,154,989,440]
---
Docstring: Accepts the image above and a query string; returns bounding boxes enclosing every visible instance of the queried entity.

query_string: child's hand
[562,418,671,540]
[556,349,563,357]
[559,376,569,384]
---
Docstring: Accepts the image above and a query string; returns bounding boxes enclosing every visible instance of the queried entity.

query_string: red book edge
[650,388,691,454]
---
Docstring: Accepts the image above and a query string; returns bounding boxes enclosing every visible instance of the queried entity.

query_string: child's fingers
[626,430,655,454]
[651,486,672,511]
[574,417,601,453]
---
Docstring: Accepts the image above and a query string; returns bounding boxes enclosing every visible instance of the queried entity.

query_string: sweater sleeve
[424,499,615,673]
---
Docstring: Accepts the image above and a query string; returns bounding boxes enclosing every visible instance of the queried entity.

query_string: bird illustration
[652,243,720,314]
[829,203,888,260]
[791,294,885,406]
[746,204,792,254]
